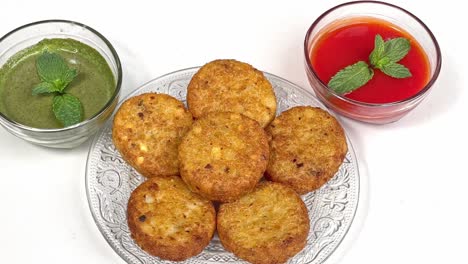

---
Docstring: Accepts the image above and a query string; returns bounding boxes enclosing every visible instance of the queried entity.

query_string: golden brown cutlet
[217,181,310,264]
[178,111,269,202]
[112,93,193,177]
[265,106,348,194]
[187,59,277,128]
[127,176,216,261]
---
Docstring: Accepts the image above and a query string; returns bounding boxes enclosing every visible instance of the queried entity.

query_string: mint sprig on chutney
[32,51,83,127]
[328,34,412,95]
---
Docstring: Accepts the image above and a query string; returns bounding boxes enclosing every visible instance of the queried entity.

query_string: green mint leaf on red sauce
[369,34,385,67]
[382,37,411,63]
[52,94,83,127]
[328,61,374,94]
[380,62,412,78]
[328,34,412,95]
[32,51,83,127]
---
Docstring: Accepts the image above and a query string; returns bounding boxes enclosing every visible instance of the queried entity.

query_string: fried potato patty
[178,112,269,202]
[217,181,310,264]
[265,106,348,194]
[112,93,193,177]
[127,176,216,261]
[187,59,277,128]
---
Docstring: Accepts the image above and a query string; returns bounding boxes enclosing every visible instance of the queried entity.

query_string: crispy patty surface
[178,112,269,202]
[187,59,277,128]
[112,93,193,177]
[217,181,310,264]
[127,176,216,261]
[265,106,348,194]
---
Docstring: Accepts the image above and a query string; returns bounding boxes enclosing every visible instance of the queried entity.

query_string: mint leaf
[380,62,412,78]
[62,68,78,87]
[369,34,385,67]
[33,51,82,127]
[375,57,391,69]
[36,51,71,83]
[32,82,59,95]
[328,61,374,94]
[328,34,412,94]
[36,51,77,93]
[383,37,410,62]
[52,94,83,127]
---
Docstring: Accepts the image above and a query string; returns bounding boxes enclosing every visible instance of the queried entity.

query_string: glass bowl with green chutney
[0,20,122,148]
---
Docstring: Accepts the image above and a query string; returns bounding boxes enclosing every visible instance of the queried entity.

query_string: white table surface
[0,0,466,263]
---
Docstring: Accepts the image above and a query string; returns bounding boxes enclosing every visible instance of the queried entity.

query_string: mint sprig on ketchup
[328,34,412,95]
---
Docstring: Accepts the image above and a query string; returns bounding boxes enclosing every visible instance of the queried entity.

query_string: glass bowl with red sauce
[304,1,441,124]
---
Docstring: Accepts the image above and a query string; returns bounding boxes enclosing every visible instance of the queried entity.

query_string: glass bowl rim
[0,19,122,133]
[303,0,442,108]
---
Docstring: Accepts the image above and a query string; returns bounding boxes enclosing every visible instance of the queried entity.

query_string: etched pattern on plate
[86,68,360,264]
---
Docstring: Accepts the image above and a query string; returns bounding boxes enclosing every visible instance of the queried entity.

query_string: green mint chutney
[0,38,116,128]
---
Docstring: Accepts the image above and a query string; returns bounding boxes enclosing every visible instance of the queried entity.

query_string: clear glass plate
[85,67,360,264]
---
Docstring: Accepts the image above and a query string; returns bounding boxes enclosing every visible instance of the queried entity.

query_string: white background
[0,0,466,263]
